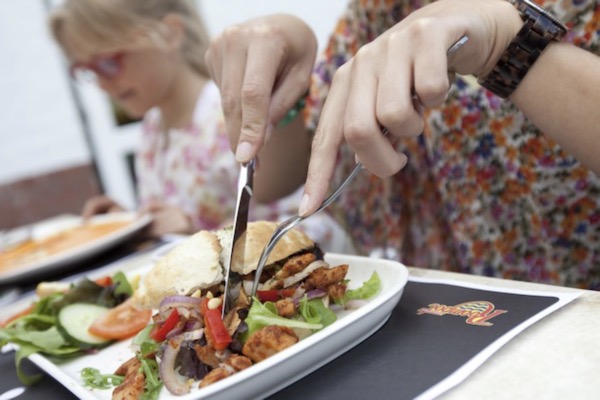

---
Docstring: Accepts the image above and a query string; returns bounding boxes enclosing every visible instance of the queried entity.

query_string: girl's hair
[49,0,210,77]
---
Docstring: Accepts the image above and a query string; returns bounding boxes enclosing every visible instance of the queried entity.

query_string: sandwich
[132,230,224,310]
[133,220,342,310]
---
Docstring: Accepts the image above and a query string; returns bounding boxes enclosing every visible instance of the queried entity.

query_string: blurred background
[0,0,347,230]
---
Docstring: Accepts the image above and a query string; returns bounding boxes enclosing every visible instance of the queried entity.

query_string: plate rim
[0,212,152,283]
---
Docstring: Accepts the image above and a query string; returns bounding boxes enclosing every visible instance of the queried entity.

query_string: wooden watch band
[478,0,567,98]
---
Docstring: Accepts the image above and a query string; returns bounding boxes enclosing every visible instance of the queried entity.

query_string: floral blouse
[306,0,600,289]
[136,81,351,252]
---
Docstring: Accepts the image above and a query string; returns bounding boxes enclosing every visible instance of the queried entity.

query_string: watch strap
[478,0,567,98]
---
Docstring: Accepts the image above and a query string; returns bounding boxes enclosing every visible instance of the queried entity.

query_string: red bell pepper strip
[199,297,210,316]
[256,289,295,303]
[204,308,232,350]
[150,308,179,342]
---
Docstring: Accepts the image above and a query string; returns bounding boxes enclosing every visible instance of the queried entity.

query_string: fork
[249,129,387,298]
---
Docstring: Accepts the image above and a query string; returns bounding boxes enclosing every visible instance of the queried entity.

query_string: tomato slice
[0,304,35,328]
[150,308,179,342]
[88,298,152,340]
[256,289,295,303]
[204,308,232,350]
[94,276,113,287]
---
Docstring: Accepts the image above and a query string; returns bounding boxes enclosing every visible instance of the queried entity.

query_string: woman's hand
[300,0,523,216]
[139,202,193,238]
[205,14,317,162]
[81,195,125,220]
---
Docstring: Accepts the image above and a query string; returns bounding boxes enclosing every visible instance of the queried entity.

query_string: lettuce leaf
[298,297,337,328]
[243,298,323,340]
[80,367,124,389]
[337,272,381,306]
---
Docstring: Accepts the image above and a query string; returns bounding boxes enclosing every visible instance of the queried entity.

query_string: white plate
[28,253,408,399]
[0,212,152,284]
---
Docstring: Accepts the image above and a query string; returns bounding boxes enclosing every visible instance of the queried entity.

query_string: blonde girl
[49,0,237,236]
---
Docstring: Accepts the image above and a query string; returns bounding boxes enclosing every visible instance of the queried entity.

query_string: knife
[222,158,256,318]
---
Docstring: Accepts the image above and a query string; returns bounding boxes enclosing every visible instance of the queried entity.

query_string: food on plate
[0,220,130,272]
[109,221,381,397]
[0,271,149,384]
[217,220,318,276]
[133,230,224,309]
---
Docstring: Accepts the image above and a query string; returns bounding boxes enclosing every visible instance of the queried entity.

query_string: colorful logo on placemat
[416,301,507,326]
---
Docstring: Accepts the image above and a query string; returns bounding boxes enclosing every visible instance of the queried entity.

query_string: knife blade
[222,158,255,318]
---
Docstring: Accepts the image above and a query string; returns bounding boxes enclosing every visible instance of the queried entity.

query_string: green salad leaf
[298,297,337,328]
[243,298,323,340]
[112,271,133,298]
[81,367,124,389]
[138,354,162,400]
[0,271,136,385]
[336,272,382,306]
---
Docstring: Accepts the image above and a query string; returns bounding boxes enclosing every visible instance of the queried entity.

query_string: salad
[105,260,381,398]
[0,271,150,384]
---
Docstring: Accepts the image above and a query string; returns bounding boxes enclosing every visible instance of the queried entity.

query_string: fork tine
[250,215,302,298]
[250,160,365,299]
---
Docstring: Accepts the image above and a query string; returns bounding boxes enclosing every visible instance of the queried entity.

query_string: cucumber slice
[57,303,112,348]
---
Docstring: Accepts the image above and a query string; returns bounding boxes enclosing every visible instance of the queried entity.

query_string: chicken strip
[112,357,145,400]
[242,325,298,363]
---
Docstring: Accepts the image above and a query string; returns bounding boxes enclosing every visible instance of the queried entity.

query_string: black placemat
[271,279,563,400]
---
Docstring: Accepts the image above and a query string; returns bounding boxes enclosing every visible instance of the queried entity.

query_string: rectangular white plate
[28,253,408,399]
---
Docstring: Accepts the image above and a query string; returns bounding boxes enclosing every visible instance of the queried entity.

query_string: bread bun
[224,221,314,275]
[132,221,314,309]
[132,230,224,309]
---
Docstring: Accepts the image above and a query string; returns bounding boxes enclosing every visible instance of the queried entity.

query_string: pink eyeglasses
[69,52,124,82]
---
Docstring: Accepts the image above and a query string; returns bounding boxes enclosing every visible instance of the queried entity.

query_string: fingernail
[236,142,253,162]
[299,193,311,216]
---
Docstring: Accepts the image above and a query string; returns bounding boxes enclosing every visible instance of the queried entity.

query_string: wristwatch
[478,0,568,98]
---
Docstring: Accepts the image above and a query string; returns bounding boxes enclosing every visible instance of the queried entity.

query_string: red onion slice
[159,337,190,395]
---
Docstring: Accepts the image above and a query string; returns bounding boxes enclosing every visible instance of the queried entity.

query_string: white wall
[198,0,347,51]
[0,0,348,207]
[0,0,90,185]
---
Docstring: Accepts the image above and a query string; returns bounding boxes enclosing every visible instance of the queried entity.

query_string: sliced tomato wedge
[150,308,179,342]
[256,289,295,303]
[0,304,35,328]
[94,276,113,287]
[88,298,152,340]
[204,308,232,350]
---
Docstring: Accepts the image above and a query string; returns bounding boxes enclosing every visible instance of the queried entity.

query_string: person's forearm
[253,115,311,203]
[511,42,600,174]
